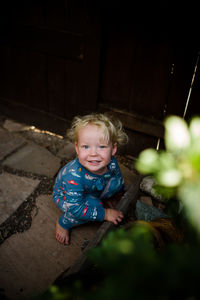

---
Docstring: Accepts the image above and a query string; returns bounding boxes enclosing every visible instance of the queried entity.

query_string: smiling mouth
[88,160,101,164]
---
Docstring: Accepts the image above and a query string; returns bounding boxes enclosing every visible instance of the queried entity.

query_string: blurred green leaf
[178,183,200,231]
[189,117,200,140]
[135,148,159,174]
[159,151,176,170]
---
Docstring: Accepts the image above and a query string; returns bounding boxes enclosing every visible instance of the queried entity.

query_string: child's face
[75,124,117,175]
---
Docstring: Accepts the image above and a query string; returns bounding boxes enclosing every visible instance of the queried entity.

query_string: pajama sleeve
[53,171,105,222]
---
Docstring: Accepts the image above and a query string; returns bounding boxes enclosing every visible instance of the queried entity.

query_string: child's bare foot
[56,220,69,245]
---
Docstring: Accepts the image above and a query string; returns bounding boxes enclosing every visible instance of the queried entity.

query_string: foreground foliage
[37,223,200,300]
[136,115,200,230]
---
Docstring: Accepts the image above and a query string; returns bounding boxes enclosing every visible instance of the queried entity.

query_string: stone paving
[0,172,40,224]
[0,117,137,300]
[0,128,26,161]
[2,142,61,177]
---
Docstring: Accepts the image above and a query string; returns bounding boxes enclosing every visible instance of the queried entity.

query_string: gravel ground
[0,166,55,245]
[0,116,70,244]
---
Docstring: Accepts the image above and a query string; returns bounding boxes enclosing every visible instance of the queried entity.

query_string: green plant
[136,115,200,231]
[87,224,200,300]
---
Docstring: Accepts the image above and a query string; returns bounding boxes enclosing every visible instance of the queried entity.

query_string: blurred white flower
[165,116,190,152]
[156,169,182,187]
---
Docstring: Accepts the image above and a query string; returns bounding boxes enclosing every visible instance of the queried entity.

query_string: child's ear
[112,143,117,156]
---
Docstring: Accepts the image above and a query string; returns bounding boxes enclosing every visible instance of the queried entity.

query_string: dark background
[0,0,199,156]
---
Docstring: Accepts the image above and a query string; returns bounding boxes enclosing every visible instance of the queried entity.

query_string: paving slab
[0,194,100,300]
[3,119,29,132]
[56,142,76,160]
[0,172,40,224]
[2,142,61,177]
[0,128,26,160]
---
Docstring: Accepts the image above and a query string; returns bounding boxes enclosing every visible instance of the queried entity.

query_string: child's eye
[82,145,89,149]
[99,145,106,149]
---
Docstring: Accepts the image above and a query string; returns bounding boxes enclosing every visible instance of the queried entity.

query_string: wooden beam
[0,98,70,136]
[99,105,164,139]
[56,175,143,282]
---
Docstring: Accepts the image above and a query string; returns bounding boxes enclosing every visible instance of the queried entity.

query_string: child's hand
[104,208,124,225]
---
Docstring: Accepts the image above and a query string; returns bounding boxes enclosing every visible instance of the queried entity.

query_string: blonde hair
[67,113,128,145]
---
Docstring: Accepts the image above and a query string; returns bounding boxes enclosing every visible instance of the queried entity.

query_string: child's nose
[89,147,97,155]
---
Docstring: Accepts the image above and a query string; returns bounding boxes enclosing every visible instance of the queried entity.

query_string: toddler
[53,113,128,244]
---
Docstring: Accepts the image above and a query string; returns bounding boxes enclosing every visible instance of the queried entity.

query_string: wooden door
[0,0,101,134]
[96,2,200,155]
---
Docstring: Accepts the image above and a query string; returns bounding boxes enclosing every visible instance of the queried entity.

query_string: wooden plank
[13,25,85,61]
[99,104,164,139]
[0,98,70,136]
[0,46,14,100]
[100,29,134,110]
[44,0,65,29]
[56,175,143,281]
[99,16,172,121]
[48,56,66,118]
[29,51,48,110]
[13,47,30,105]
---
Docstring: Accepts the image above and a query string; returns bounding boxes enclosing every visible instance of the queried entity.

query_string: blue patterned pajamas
[53,157,124,230]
